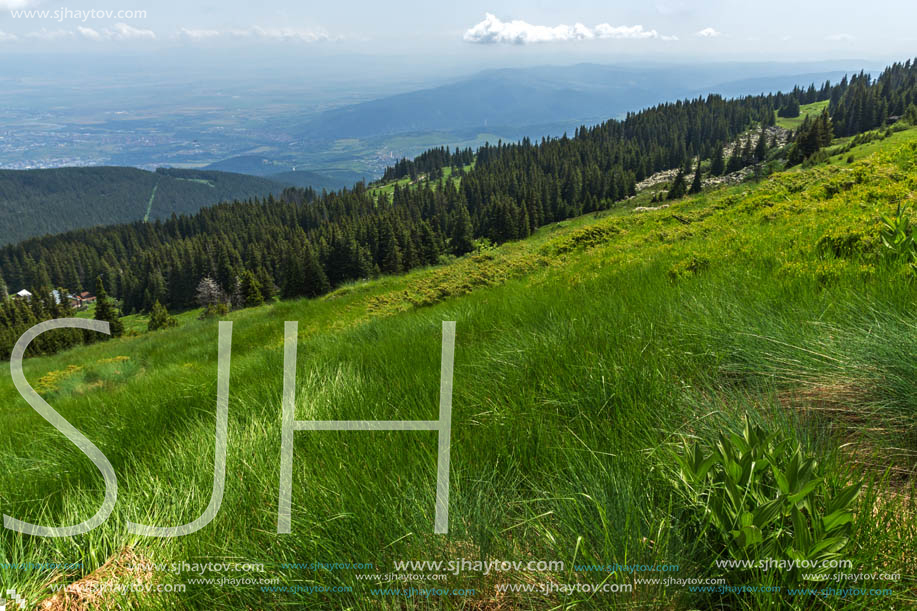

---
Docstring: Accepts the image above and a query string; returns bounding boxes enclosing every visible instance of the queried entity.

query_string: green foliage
[543,223,622,255]
[905,103,917,125]
[787,110,834,166]
[147,300,177,331]
[236,270,264,308]
[199,302,229,320]
[667,169,688,200]
[710,144,726,176]
[676,418,862,586]
[93,276,123,338]
[0,167,285,246]
[879,202,917,270]
[667,255,709,280]
[777,98,801,118]
[690,161,703,194]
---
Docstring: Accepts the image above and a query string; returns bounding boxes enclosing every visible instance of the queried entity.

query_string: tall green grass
[0,137,915,609]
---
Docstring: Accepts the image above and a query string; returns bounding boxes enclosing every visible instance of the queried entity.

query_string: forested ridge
[0,166,287,246]
[1,58,915,360]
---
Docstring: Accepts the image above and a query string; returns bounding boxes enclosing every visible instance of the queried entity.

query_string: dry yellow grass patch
[38,547,154,611]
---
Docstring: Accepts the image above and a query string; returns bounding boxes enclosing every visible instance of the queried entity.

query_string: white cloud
[178,28,222,41]
[75,23,156,42]
[594,24,660,40]
[77,26,103,41]
[463,13,669,45]
[826,33,854,41]
[250,26,330,42]
[0,0,36,9]
[695,27,722,38]
[109,22,156,40]
[25,28,73,40]
[0,30,17,42]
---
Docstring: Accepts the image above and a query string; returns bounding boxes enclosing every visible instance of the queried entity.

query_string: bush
[543,222,622,255]
[879,202,917,270]
[199,302,230,320]
[675,418,862,588]
[148,300,178,331]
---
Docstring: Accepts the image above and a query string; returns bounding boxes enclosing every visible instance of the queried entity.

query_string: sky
[0,0,914,66]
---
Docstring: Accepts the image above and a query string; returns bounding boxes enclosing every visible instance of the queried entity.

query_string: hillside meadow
[0,136,915,609]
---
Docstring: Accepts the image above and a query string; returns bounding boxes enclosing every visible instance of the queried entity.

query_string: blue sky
[0,0,914,63]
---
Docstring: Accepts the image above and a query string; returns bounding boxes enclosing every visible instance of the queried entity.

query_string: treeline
[776,80,836,117]
[0,277,122,361]
[381,147,475,182]
[787,111,835,166]
[829,61,917,136]
[2,58,916,325]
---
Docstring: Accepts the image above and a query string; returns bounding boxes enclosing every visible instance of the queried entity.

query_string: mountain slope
[0,166,286,246]
[1,136,914,609]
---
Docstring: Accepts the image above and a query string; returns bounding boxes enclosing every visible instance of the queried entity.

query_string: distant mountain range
[203,62,862,176]
[296,63,861,142]
[0,166,355,246]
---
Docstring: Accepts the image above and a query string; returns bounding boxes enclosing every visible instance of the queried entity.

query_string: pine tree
[379,222,403,274]
[711,144,726,176]
[726,146,743,173]
[690,161,703,194]
[282,252,305,298]
[778,98,801,118]
[257,266,276,302]
[238,271,264,308]
[301,242,330,298]
[451,204,475,255]
[148,300,177,331]
[754,128,768,162]
[905,103,917,125]
[667,170,687,200]
[93,276,124,337]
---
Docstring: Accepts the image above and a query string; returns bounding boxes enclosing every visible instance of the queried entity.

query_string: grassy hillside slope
[0,136,915,609]
[0,167,286,246]
[775,100,831,130]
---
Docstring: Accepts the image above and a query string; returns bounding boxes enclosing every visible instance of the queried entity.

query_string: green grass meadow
[775,100,830,130]
[1,134,916,609]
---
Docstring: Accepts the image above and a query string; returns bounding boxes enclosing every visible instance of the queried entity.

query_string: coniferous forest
[1,59,915,360]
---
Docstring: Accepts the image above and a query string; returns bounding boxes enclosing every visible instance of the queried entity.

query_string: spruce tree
[379,223,403,274]
[282,254,305,298]
[302,242,330,298]
[726,145,743,173]
[711,144,726,176]
[690,161,703,194]
[754,128,768,162]
[148,300,177,331]
[667,170,687,200]
[905,103,917,125]
[93,276,124,337]
[238,271,264,308]
[257,267,276,302]
[451,204,475,255]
